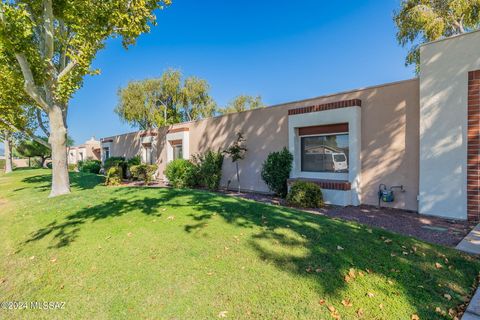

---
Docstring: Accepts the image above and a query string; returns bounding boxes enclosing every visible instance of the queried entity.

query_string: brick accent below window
[287,178,351,191]
[288,99,361,116]
[468,70,480,222]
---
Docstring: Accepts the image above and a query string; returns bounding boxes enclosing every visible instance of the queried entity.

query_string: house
[68,137,101,164]
[99,30,480,222]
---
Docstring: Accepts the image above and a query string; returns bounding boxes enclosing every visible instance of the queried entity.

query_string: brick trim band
[288,99,361,116]
[167,127,189,134]
[468,70,480,222]
[140,131,158,137]
[298,123,349,136]
[287,178,351,191]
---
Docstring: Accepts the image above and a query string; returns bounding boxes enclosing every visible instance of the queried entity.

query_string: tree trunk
[4,131,13,174]
[236,162,240,193]
[48,105,70,197]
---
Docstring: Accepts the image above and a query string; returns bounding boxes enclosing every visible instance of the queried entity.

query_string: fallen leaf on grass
[327,305,336,313]
[384,239,392,244]
[341,299,352,307]
[218,311,228,318]
[435,307,447,316]
[356,308,364,317]
[127,232,133,237]
[444,293,452,301]
[435,262,443,269]
[348,268,356,279]
[379,303,384,309]
[50,257,57,263]
[167,215,175,220]
[366,292,374,298]
[411,314,419,320]
[337,245,344,250]
[315,268,322,273]
[318,299,325,305]
[358,271,365,277]
[387,280,394,285]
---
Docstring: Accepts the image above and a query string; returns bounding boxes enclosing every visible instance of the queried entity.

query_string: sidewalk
[456,224,480,319]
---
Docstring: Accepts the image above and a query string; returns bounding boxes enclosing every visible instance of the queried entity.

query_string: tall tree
[115,79,165,130]
[394,0,480,72]
[0,0,171,197]
[181,76,216,121]
[116,69,216,129]
[221,95,265,114]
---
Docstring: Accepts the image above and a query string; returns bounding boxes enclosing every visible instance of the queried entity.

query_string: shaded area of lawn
[1,169,479,319]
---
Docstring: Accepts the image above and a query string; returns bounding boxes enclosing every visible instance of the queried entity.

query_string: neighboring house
[68,137,101,164]
[100,30,480,222]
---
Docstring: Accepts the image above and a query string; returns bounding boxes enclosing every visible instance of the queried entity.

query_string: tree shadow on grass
[20,172,104,192]
[22,188,181,249]
[181,191,480,319]
[19,186,480,318]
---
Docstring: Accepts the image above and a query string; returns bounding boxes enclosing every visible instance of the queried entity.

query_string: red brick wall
[468,70,480,222]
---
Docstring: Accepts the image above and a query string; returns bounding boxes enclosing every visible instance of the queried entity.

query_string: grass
[0,169,479,319]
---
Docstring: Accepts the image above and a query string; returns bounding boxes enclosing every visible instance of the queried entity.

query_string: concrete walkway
[457,224,480,319]
[457,224,480,255]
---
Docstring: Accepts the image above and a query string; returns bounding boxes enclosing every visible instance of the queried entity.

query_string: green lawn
[0,169,478,319]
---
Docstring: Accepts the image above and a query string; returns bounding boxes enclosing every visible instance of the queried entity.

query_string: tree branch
[43,0,54,60]
[15,53,50,111]
[0,118,51,149]
[36,109,50,137]
[58,59,77,81]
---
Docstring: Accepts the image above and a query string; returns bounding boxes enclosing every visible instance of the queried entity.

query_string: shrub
[105,166,123,186]
[130,164,158,184]
[127,155,141,168]
[68,163,77,171]
[164,159,198,188]
[286,181,323,208]
[78,160,101,174]
[261,147,293,198]
[193,151,224,191]
[46,162,53,169]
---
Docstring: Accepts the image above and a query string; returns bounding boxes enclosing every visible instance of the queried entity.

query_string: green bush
[193,151,224,191]
[46,162,53,169]
[127,155,141,168]
[261,147,293,198]
[78,160,101,174]
[130,164,158,184]
[68,163,77,171]
[286,181,323,208]
[164,159,198,188]
[104,156,126,170]
[105,166,123,186]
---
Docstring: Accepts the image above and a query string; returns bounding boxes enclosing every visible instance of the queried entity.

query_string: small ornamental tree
[223,132,247,193]
[261,147,293,198]
[0,0,171,197]
[16,137,51,167]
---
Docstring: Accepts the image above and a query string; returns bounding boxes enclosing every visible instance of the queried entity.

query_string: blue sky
[65,0,413,145]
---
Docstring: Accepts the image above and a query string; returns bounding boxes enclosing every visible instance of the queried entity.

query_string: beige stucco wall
[104,79,420,211]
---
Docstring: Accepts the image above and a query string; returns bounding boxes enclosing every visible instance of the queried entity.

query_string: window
[173,144,183,160]
[301,134,349,173]
[142,145,153,164]
[102,147,110,161]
